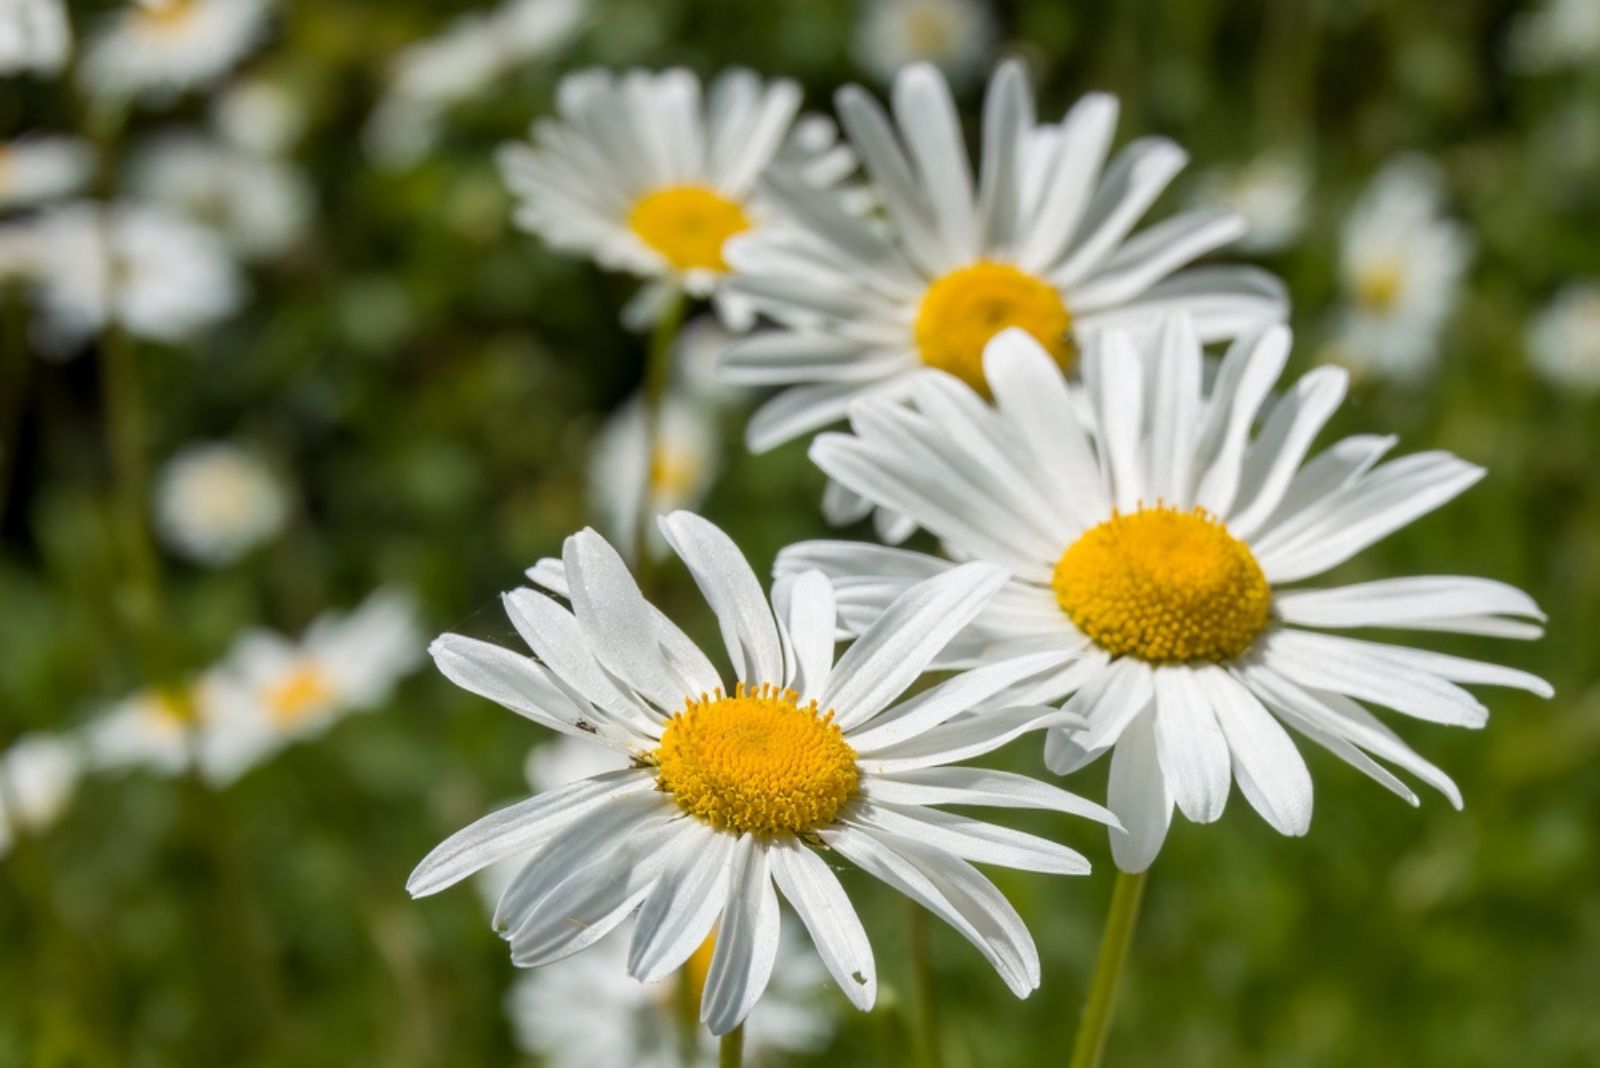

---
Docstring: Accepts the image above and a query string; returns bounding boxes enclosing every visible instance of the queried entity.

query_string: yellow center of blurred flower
[914,262,1073,392]
[654,683,858,836]
[142,684,201,733]
[1052,505,1271,663]
[266,662,336,727]
[628,185,751,273]
[135,0,198,33]
[903,6,957,55]
[648,446,698,502]
[1355,261,1405,313]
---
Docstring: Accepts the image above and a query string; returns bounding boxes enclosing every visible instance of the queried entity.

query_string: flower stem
[717,1023,744,1068]
[634,288,685,584]
[910,901,942,1068]
[1067,868,1148,1068]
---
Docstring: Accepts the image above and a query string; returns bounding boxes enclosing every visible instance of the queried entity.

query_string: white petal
[768,839,876,1010]
[1151,667,1231,824]
[1197,666,1312,836]
[1016,93,1118,273]
[848,648,1072,752]
[1226,366,1348,539]
[1106,709,1172,872]
[1142,313,1203,506]
[783,570,838,701]
[628,821,736,983]
[976,58,1034,254]
[658,511,782,684]
[866,766,1116,824]
[563,528,691,712]
[1273,577,1546,637]
[893,63,977,261]
[849,801,1092,874]
[1066,209,1246,312]
[863,705,1084,773]
[1052,138,1188,287]
[1257,629,1494,727]
[701,837,781,1035]
[1191,325,1290,516]
[1085,330,1146,512]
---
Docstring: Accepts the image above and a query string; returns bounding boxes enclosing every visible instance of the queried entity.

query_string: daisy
[719,59,1286,477]
[0,734,82,857]
[79,0,270,104]
[409,512,1114,1034]
[497,67,860,329]
[1527,281,1600,394]
[783,321,1550,873]
[589,391,720,563]
[84,676,227,781]
[126,133,311,259]
[0,0,70,76]
[1504,0,1600,73]
[154,440,289,566]
[1192,150,1310,255]
[22,200,242,352]
[853,0,998,91]
[0,136,93,210]
[1328,156,1472,384]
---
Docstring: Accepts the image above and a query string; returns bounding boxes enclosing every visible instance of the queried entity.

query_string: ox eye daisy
[80,0,271,103]
[786,317,1550,875]
[409,512,1114,1037]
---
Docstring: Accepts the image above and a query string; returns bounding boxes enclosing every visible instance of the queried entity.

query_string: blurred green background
[2,0,1597,1065]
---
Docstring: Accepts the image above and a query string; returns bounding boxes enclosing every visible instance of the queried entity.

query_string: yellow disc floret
[1052,505,1271,663]
[628,185,752,273]
[654,683,859,836]
[266,662,336,727]
[914,261,1074,391]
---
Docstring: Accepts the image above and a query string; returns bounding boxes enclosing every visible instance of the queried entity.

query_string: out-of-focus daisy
[1328,156,1472,383]
[498,67,859,329]
[785,322,1549,873]
[508,914,836,1067]
[672,315,747,407]
[1527,281,1600,393]
[720,59,1285,463]
[1505,0,1600,72]
[0,0,70,76]
[854,0,997,90]
[212,75,306,156]
[0,136,93,210]
[22,200,242,352]
[154,441,288,566]
[365,0,588,166]
[126,134,310,259]
[79,0,270,104]
[0,734,82,857]
[589,393,719,563]
[84,677,223,780]
[411,513,1113,1033]
[1193,151,1310,255]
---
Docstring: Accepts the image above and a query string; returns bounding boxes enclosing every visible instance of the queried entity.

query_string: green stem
[909,902,942,1068]
[634,288,686,583]
[1067,869,1148,1068]
[672,962,700,1067]
[716,1024,744,1068]
[100,320,166,675]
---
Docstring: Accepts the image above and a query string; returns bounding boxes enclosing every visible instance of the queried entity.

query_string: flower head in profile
[0,0,71,76]
[79,0,270,104]
[1527,280,1600,394]
[1328,156,1471,383]
[0,734,82,857]
[127,134,311,259]
[497,68,858,329]
[410,513,1112,1034]
[719,59,1285,531]
[0,136,93,210]
[154,441,289,566]
[854,0,997,90]
[784,321,1549,873]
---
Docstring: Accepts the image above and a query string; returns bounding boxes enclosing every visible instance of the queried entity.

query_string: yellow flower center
[627,185,751,273]
[141,684,201,734]
[654,683,859,837]
[914,261,1074,392]
[1052,505,1271,663]
[136,0,198,34]
[903,6,956,54]
[265,662,336,727]
[1355,261,1405,313]
[648,445,698,501]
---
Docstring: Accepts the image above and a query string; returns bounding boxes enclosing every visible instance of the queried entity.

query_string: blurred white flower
[155,441,289,566]
[1527,280,1600,393]
[83,679,223,780]
[126,133,311,258]
[507,916,837,1068]
[0,222,33,279]
[22,200,243,352]
[365,0,588,166]
[1329,156,1472,383]
[0,0,70,76]
[0,136,92,210]
[1193,151,1311,254]
[1505,0,1600,72]
[672,315,746,407]
[589,392,720,562]
[854,0,997,90]
[212,75,306,156]
[79,0,270,104]
[0,734,82,857]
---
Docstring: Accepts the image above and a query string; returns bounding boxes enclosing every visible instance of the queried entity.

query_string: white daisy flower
[154,440,289,566]
[1527,280,1600,394]
[84,677,225,780]
[410,512,1114,1034]
[589,392,720,563]
[364,0,588,167]
[79,0,271,104]
[1505,0,1600,72]
[1329,156,1472,383]
[212,75,306,157]
[719,59,1286,494]
[782,322,1550,873]
[1192,150,1310,255]
[0,734,82,857]
[126,133,311,259]
[854,0,997,90]
[508,914,836,1067]
[0,0,70,76]
[22,200,243,352]
[0,136,93,210]
[497,67,860,329]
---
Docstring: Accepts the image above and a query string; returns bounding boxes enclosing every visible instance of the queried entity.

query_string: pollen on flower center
[914,261,1073,391]
[266,662,335,727]
[627,184,751,273]
[1355,261,1405,313]
[1052,505,1271,663]
[654,683,859,836]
